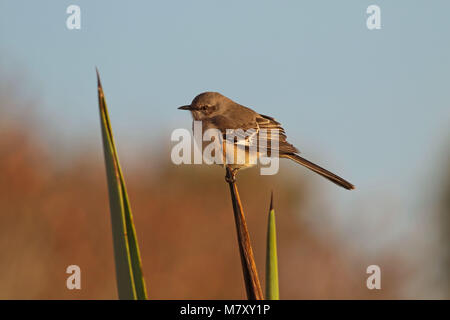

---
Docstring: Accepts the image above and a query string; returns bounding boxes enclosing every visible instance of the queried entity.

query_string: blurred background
[0,1,449,299]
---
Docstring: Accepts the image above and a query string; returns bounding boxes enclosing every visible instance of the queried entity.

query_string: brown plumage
[178,92,354,190]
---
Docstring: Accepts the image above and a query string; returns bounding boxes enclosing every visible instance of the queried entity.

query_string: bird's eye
[201,105,208,110]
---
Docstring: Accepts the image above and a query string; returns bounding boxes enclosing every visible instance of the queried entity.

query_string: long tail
[281,153,355,190]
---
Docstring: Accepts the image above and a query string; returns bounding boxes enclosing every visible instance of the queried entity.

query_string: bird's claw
[225,175,236,184]
[225,168,237,184]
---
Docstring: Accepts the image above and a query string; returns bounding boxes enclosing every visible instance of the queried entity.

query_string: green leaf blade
[96,69,148,300]
[265,192,279,300]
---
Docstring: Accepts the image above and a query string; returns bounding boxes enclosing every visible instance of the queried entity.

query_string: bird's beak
[178,105,193,111]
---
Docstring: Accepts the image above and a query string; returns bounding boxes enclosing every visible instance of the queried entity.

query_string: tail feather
[281,153,355,190]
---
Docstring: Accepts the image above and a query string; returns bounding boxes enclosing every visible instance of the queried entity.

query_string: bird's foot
[225,168,238,184]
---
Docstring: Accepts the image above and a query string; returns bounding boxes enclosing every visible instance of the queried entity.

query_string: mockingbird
[178,92,354,190]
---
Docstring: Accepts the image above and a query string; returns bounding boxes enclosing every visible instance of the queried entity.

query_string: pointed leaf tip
[270,191,274,211]
[96,67,103,89]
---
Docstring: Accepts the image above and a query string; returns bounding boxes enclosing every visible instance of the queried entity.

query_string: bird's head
[178,92,226,120]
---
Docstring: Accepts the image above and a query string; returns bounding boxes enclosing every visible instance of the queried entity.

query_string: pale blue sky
[1,1,449,283]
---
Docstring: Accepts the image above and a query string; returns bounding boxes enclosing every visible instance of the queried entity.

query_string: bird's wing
[257,114,299,154]
[208,114,299,154]
[208,114,259,147]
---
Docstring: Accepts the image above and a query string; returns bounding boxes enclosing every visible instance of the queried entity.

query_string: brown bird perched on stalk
[179,92,354,190]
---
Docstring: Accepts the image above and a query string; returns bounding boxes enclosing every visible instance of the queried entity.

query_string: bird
[178,92,354,190]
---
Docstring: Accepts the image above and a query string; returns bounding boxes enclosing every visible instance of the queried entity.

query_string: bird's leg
[225,167,238,184]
